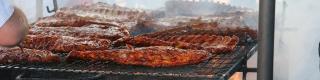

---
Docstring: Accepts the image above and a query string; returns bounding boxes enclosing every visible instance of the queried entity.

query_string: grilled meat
[0,47,60,63]
[21,35,111,53]
[55,2,147,22]
[112,36,203,50]
[29,24,129,41]
[35,14,92,27]
[140,26,256,45]
[156,35,239,53]
[114,35,238,53]
[67,46,211,67]
[35,13,123,28]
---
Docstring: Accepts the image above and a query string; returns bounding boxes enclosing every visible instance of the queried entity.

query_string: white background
[274,0,320,80]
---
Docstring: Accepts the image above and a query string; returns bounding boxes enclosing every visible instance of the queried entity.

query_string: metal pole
[258,0,275,80]
[36,0,43,18]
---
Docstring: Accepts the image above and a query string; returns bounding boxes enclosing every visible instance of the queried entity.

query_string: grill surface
[0,43,256,80]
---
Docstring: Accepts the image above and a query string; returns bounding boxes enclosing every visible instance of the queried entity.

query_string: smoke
[134,3,146,9]
[65,0,93,7]
[115,0,127,7]
[214,0,230,4]
[164,0,244,16]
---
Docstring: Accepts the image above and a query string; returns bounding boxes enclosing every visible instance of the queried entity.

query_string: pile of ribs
[55,2,146,22]
[35,13,122,28]
[0,2,257,68]
[34,2,148,29]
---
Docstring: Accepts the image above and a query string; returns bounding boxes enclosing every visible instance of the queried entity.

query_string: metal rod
[258,0,276,80]
[46,0,58,13]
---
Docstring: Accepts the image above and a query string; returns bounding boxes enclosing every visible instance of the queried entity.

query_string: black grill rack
[0,43,256,80]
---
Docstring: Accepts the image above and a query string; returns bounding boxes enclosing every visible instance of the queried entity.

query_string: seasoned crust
[67,46,211,67]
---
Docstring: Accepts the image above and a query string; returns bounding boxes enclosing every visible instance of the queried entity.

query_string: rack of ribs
[35,13,124,28]
[35,14,92,27]
[55,9,143,22]
[140,26,256,45]
[21,35,111,53]
[113,35,237,53]
[112,36,203,50]
[142,25,252,37]
[0,47,60,63]
[154,35,239,53]
[55,2,146,22]
[29,24,130,41]
[67,46,211,67]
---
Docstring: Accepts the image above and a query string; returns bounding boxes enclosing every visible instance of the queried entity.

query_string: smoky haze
[164,0,240,17]
[157,0,258,29]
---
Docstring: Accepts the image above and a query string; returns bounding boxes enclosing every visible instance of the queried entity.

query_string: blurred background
[8,0,259,25]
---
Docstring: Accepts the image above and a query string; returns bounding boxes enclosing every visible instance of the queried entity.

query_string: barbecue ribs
[29,24,130,41]
[155,35,239,53]
[55,2,147,22]
[21,35,111,53]
[35,13,123,28]
[67,46,211,67]
[140,26,257,45]
[0,47,60,63]
[114,35,238,53]
[112,36,203,50]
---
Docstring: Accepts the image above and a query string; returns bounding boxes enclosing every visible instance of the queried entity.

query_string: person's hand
[0,7,29,47]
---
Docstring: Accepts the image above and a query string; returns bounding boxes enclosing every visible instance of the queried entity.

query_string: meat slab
[21,35,111,53]
[67,46,211,67]
[0,47,60,63]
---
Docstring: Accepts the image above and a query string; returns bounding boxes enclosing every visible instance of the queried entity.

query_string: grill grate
[0,43,256,80]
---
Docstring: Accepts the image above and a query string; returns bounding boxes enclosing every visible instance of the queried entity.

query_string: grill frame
[0,27,257,80]
[0,43,256,80]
